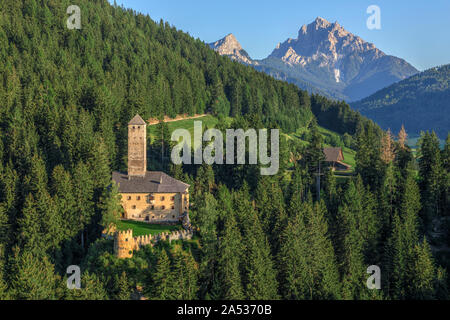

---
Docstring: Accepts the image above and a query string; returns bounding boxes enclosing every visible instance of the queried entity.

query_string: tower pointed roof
[129,114,146,125]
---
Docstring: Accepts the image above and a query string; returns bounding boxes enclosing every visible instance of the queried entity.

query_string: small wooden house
[323,147,351,171]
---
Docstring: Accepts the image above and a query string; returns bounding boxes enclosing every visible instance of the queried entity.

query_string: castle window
[151,205,155,210]
[127,196,131,200]
[172,215,175,218]
[132,205,136,209]
[161,196,165,201]
[137,196,141,200]
[171,196,175,201]
[152,216,155,219]
[161,206,165,210]
[171,206,175,210]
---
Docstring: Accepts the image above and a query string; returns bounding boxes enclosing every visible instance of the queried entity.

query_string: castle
[112,114,190,223]
[111,114,192,258]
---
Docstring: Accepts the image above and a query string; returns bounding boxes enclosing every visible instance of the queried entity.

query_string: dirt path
[147,114,208,125]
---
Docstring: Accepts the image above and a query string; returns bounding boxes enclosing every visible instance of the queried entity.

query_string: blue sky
[111,0,450,71]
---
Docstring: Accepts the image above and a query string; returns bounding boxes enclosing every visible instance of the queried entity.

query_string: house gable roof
[323,147,344,162]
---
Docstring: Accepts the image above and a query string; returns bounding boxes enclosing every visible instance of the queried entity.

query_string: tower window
[137,196,141,200]
[127,196,131,200]
[171,196,175,201]
[161,196,165,201]
[161,206,165,210]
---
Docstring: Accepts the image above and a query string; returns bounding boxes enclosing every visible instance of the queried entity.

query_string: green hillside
[153,115,357,171]
[352,64,450,138]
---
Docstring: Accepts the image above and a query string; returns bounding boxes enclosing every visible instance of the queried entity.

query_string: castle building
[112,114,190,223]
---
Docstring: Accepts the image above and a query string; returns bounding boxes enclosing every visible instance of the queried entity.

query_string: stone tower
[114,229,135,259]
[128,114,147,177]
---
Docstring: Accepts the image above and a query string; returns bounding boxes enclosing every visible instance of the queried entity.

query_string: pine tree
[152,249,174,299]
[411,239,436,299]
[234,193,279,300]
[278,209,311,299]
[0,258,9,299]
[10,248,60,300]
[303,120,324,181]
[65,272,108,300]
[217,214,244,299]
[172,250,199,300]
[443,134,450,172]
[255,176,287,254]
[335,178,379,299]
[98,183,123,230]
[279,199,341,299]
[115,271,131,300]
[418,131,443,226]
[355,123,383,188]
[397,125,408,150]
[386,173,421,299]
[380,129,395,164]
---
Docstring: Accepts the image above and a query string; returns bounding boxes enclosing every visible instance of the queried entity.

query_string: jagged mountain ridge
[209,17,419,102]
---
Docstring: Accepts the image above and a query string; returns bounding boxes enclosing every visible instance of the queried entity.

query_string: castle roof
[128,114,146,126]
[112,171,189,193]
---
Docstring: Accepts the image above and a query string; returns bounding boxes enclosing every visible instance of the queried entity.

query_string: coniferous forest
[0,0,449,300]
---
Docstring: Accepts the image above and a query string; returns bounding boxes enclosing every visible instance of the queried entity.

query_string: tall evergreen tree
[217,213,244,300]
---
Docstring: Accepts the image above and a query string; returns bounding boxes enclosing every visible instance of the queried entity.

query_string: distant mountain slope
[351,64,450,138]
[210,17,418,102]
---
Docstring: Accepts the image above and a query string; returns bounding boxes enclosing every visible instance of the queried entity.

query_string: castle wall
[120,192,185,222]
[114,229,194,258]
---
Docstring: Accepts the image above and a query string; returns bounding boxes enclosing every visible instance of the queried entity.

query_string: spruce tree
[217,214,244,299]
[152,249,174,299]
[418,131,443,226]
[115,271,131,300]
[10,248,60,300]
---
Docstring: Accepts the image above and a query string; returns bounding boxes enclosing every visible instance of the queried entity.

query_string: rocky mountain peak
[209,33,255,65]
[313,16,331,29]
[210,18,418,101]
[271,18,383,69]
